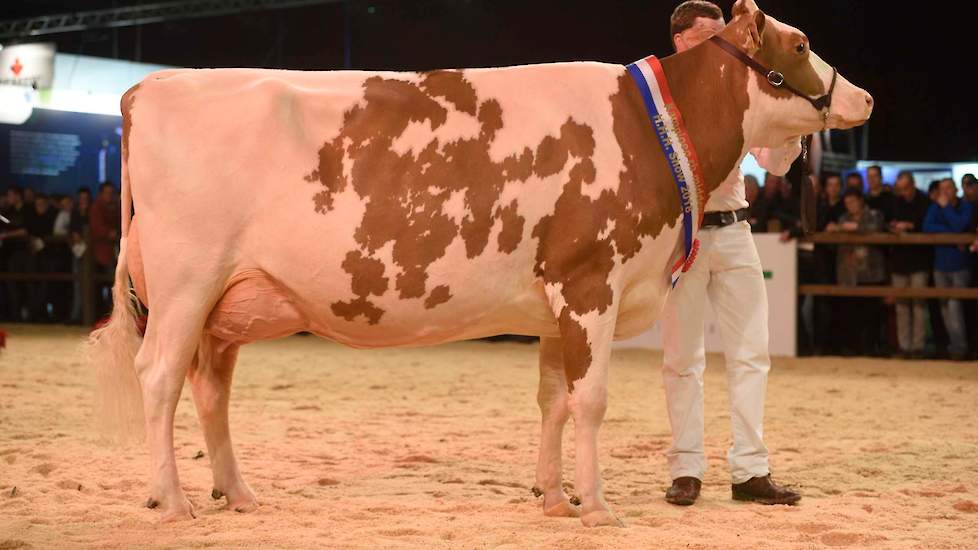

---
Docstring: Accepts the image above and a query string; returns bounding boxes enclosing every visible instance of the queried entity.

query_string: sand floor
[1,324,977,549]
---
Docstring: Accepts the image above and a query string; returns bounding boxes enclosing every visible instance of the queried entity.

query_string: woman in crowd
[828,188,887,355]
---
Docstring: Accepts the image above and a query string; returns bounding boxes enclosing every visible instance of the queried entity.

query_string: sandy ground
[0,325,977,549]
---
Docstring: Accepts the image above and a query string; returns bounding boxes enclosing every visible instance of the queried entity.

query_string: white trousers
[661,221,771,484]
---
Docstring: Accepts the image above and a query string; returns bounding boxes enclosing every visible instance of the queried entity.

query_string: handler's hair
[843,187,864,201]
[670,1,724,37]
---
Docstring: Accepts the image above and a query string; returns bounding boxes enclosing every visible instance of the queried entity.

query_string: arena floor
[1,325,976,549]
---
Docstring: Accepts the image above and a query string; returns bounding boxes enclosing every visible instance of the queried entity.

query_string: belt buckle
[721,211,735,226]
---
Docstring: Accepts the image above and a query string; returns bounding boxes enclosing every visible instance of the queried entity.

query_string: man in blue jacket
[923,178,974,360]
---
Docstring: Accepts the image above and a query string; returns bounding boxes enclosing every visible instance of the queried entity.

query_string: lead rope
[800,134,817,235]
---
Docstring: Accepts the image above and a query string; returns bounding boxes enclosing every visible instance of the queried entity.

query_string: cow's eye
[796,43,806,54]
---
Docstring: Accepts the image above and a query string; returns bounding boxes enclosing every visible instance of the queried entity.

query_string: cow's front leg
[550,302,623,528]
[534,337,578,518]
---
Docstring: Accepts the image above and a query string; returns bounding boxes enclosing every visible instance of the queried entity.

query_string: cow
[89,0,871,527]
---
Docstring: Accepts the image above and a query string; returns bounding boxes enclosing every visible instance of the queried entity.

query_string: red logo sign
[10,57,23,76]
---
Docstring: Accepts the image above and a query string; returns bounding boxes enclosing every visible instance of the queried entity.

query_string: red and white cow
[90,0,871,526]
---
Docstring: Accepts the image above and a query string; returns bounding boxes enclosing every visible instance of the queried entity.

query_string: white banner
[614,233,798,357]
[0,43,56,89]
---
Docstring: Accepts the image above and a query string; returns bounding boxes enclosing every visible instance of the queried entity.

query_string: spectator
[48,195,76,322]
[963,173,978,355]
[1,186,34,321]
[23,187,36,207]
[962,173,978,204]
[89,182,121,318]
[846,172,865,193]
[744,174,767,232]
[26,193,57,322]
[923,178,973,360]
[928,180,942,202]
[828,188,887,355]
[889,171,932,358]
[758,173,784,231]
[69,187,93,324]
[865,165,894,220]
[809,172,846,354]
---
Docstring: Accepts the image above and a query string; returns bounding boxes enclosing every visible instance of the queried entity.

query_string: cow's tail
[86,83,145,445]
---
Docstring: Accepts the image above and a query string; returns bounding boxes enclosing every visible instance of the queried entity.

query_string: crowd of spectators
[749,166,978,360]
[0,182,121,323]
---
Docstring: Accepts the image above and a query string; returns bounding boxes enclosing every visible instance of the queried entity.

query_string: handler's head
[671,1,725,53]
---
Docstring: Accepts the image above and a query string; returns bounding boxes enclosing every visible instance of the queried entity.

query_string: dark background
[3,0,975,163]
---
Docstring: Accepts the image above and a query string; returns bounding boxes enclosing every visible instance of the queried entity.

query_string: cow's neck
[659,42,752,198]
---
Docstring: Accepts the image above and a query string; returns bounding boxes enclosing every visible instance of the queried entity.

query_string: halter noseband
[708,35,838,127]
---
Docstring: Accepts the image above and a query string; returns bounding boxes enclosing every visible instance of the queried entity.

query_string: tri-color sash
[626,55,707,287]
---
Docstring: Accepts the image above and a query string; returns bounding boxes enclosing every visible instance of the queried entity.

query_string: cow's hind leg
[534,337,578,518]
[189,334,257,513]
[136,303,210,522]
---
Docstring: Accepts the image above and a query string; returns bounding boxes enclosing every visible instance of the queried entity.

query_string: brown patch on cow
[342,251,389,297]
[332,251,389,324]
[120,83,141,165]
[307,71,544,320]
[420,70,478,116]
[424,285,452,309]
[532,78,683,316]
[740,12,825,106]
[662,26,751,192]
[331,298,384,325]
[557,310,592,385]
[495,201,524,253]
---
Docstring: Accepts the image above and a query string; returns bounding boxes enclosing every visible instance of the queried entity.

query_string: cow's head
[719,0,873,150]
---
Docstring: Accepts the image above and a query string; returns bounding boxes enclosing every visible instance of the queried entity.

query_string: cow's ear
[732,0,759,18]
[744,10,766,55]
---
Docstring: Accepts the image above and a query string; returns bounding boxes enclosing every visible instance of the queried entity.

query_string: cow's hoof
[216,484,258,513]
[580,509,624,528]
[159,498,196,523]
[543,499,580,518]
[231,497,259,514]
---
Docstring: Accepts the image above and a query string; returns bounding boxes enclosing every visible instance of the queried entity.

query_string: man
[0,186,34,321]
[889,172,932,358]
[961,174,978,355]
[660,0,800,507]
[25,193,58,322]
[88,182,121,318]
[846,172,865,194]
[923,178,973,360]
[962,173,978,204]
[812,173,845,354]
[744,175,766,233]
[865,165,894,220]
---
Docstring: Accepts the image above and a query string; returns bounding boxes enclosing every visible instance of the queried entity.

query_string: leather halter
[708,35,837,123]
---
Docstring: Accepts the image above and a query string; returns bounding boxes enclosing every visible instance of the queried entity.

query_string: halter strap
[708,35,837,114]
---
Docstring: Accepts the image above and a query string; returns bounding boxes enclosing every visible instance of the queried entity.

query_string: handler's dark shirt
[890,191,932,275]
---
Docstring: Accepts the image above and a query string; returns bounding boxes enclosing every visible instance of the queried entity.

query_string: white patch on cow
[597,219,615,241]
[390,119,436,158]
[442,189,469,226]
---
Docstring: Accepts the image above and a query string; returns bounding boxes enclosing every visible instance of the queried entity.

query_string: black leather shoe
[665,476,702,506]
[732,474,801,505]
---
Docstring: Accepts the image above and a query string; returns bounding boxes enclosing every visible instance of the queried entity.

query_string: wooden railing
[0,231,113,325]
[798,232,978,300]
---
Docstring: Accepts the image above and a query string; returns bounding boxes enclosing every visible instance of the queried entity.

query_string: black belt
[701,207,749,229]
